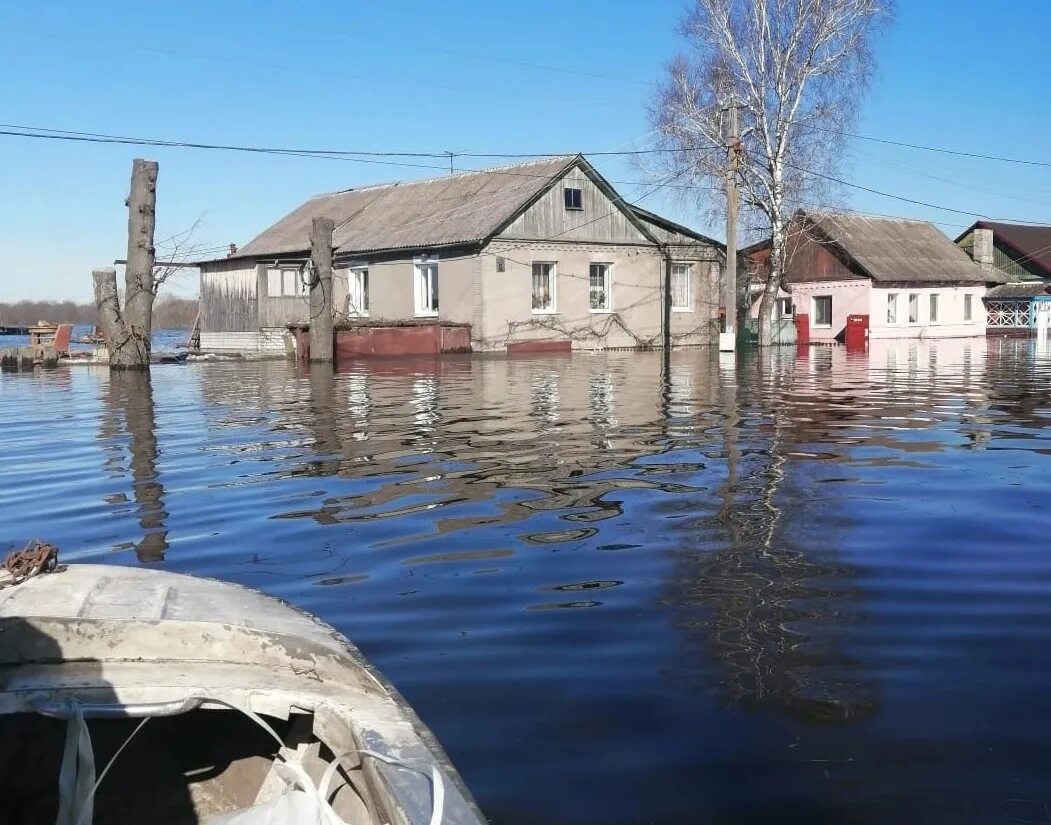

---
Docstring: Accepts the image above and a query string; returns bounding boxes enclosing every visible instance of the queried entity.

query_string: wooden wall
[497,166,652,245]
[200,260,258,333]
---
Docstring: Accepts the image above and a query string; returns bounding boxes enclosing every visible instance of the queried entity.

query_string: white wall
[790,280,987,341]
[790,280,871,342]
[869,285,986,339]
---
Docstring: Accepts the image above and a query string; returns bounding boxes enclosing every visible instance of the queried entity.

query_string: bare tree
[650,0,893,345]
[92,161,213,368]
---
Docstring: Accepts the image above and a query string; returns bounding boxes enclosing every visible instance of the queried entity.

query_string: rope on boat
[0,539,64,589]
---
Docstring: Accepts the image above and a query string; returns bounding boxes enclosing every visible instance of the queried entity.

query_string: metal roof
[629,205,724,249]
[231,155,581,259]
[958,221,1051,278]
[804,211,986,284]
[986,282,1051,299]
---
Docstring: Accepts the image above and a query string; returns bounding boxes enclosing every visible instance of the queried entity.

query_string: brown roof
[960,221,1051,277]
[231,155,581,259]
[803,211,986,284]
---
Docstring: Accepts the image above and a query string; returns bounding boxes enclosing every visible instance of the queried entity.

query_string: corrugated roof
[965,221,1051,277]
[233,155,579,259]
[629,205,724,249]
[986,282,1051,299]
[804,211,986,284]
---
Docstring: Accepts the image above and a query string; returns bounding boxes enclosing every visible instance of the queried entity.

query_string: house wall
[478,240,716,351]
[868,284,986,339]
[790,280,872,342]
[791,280,987,341]
[353,253,478,324]
[200,260,258,334]
[497,166,652,245]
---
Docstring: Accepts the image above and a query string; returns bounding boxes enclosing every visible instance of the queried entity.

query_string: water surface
[2,338,1050,824]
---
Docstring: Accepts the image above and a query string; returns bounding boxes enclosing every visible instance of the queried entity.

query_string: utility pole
[720,101,740,354]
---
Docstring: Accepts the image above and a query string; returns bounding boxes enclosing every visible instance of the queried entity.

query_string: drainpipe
[661,244,671,354]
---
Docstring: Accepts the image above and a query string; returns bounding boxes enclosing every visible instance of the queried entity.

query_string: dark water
[2,337,1051,824]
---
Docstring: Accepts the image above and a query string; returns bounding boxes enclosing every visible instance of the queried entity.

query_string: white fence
[986,299,1033,329]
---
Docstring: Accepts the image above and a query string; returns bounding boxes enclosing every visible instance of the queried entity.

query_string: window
[267,266,308,297]
[414,258,439,316]
[496,256,506,273]
[887,292,898,324]
[347,267,369,316]
[964,293,973,322]
[908,293,919,324]
[777,297,794,318]
[813,295,832,327]
[589,263,612,311]
[671,263,691,311]
[564,187,583,210]
[929,293,939,323]
[532,262,557,313]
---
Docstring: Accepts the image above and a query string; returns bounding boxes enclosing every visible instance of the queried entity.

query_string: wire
[785,161,1049,226]
[791,120,1051,169]
[2,121,1044,229]
[0,122,720,161]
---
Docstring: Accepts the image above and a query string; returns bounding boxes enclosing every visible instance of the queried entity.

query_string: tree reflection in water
[663,351,878,724]
[100,370,169,562]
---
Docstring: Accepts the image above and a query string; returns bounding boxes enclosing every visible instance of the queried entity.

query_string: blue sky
[1,0,1048,301]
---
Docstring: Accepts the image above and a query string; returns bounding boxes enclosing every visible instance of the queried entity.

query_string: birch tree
[651,0,893,345]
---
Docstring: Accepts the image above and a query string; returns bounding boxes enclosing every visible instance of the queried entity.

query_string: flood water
[3,338,1051,824]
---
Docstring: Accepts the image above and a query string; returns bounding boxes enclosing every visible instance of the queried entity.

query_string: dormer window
[564,187,583,210]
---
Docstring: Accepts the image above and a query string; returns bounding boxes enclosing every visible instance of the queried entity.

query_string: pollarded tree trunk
[92,159,158,370]
[309,216,335,362]
[122,159,158,367]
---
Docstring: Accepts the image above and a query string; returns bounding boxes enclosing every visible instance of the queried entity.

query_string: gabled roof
[801,211,985,284]
[955,221,1051,277]
[229,155,589,260]
[629,205,724,249]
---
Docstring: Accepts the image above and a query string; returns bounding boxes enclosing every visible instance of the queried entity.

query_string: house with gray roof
[196,155,724,354]
[746,210,987,342]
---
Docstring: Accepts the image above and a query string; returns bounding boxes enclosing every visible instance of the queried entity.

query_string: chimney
[971,227,995,268]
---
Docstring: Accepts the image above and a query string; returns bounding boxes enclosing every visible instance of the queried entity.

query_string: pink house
[747,211,987,342]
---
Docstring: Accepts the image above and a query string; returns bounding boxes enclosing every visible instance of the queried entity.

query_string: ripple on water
[1,339,1050,824]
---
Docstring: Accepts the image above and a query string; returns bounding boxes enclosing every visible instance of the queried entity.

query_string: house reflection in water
[190,340,1011,721]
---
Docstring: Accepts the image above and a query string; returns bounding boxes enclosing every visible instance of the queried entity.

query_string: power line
[787,162,1049,226]
[2,121,1045,228]
[0,122,719,160]
[792,120,1051,169]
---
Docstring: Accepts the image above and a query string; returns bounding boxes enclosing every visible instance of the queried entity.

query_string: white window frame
[929,292,939,324]
[908,293,919,325]
[268,266,308,297]
[531,262,557,314]
[670,262,692,312]
[777,297,794,318]
[347,266,369,316]
[589,263,613,313]
[886,292,898,325]
[414,257,439,317]
[812,295,832,328]
[964,293,973,322]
